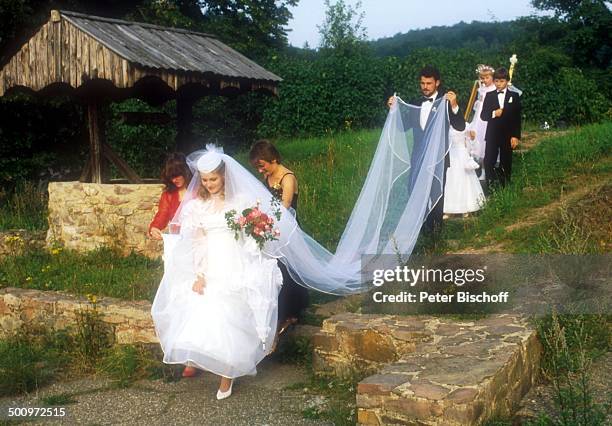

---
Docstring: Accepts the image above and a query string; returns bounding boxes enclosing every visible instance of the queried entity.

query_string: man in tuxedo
[480,67,521,188]
[387,66,465,231]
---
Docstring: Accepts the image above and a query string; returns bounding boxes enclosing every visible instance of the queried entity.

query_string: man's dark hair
[419,66,441,81]
[493,67,510,80]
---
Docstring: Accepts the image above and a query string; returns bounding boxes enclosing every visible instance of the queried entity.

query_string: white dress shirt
[491,89,507,118]
[420,91,437,130]
[497,90,506,108]
[420,91,460,130]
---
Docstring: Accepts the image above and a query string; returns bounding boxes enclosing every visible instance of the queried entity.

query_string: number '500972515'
[8,407,66,417]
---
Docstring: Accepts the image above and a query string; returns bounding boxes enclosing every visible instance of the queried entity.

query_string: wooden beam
[102,143,143,184]
[87,101,103,183]
[176,95,196,153]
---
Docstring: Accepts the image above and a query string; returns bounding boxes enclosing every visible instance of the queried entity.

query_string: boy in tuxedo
[480,67,521,188]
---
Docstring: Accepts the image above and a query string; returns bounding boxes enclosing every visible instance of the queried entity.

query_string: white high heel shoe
[216,379,233,400]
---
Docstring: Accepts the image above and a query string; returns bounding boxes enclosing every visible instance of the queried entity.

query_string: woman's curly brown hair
[161,152,192,191]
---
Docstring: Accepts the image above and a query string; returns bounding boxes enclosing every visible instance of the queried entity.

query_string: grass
[0,246,163,301]
[0,181,48,230]
[98,344,177,387]
[285,373,362,426]
[0,326,71,396]
[531,311,611,425]
[0,317,177,397]
[440,122,612,253]
[41,393,77,405]
[273,335,313,366]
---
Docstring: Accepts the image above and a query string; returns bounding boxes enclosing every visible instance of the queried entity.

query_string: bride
[151,149,284,399]
[152,96,453,398]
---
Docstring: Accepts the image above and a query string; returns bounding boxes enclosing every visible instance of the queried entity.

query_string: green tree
[195,0,298,58]
[318,0,367,51]
[531,0,612,67]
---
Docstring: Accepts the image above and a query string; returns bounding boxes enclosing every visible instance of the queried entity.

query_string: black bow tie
[422,97,434,102]
[497,91,505,94]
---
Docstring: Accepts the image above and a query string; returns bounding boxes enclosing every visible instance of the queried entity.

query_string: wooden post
[176,95,196,153]
[87,101,105,183]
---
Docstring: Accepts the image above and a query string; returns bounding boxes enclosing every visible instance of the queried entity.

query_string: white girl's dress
[152,198,283,378]
[444,129,486,214]
[467,83,496,160]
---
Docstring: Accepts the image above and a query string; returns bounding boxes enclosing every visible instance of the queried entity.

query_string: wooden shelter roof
[0,10,282,98]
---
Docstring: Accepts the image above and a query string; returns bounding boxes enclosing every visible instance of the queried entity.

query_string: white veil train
[164,97,449,296]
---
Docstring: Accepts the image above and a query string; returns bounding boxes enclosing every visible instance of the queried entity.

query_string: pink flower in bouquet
[225,201,282,250]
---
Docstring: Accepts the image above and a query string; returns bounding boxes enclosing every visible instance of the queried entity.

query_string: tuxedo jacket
[480,89,521,144]
[402,90,466,145]
[400,90,466,210]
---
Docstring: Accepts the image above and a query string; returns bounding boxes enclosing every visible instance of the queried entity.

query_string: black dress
[266,173,310,325]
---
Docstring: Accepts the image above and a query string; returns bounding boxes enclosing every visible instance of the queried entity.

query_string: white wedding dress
[151,197,283,378]
[444,129,486,214]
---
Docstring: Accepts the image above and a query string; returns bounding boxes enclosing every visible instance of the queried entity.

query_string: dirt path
[0,359,331,425]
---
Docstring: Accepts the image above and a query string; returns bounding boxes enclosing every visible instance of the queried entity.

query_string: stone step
[313,313,541,425]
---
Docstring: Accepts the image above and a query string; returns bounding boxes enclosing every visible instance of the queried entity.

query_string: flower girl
[443,128,486,216]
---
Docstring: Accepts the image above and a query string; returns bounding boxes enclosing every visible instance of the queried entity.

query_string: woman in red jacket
[149,152,195,377]
[148,153,191,240]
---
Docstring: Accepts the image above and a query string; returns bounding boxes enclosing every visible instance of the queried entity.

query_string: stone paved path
[0,359,331,425]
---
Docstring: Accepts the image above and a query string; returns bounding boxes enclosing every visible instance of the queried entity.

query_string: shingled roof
[0,9,282,97]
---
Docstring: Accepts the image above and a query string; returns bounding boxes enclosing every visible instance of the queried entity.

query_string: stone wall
[0,230,46,257]
[46,181,164,258]
[313,313,542,425]
[0,287,157,345]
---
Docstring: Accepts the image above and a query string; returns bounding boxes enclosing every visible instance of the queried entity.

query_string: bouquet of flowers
[225,200,281,250]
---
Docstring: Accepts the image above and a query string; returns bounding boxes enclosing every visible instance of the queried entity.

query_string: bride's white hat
[196,150,223,173]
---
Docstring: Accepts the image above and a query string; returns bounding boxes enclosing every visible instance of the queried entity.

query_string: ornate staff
[464,79,479,121]
[508,54,518,85]
[464,64,495,121]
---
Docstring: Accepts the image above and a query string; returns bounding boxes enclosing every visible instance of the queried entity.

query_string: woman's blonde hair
[198,161,226,200]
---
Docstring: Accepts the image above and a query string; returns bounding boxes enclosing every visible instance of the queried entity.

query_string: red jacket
[149,189,181,233]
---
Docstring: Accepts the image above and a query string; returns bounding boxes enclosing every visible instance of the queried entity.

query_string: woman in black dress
[249,140,309,338]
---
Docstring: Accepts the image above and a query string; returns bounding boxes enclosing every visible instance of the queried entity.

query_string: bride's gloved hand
[192,275,206,295]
